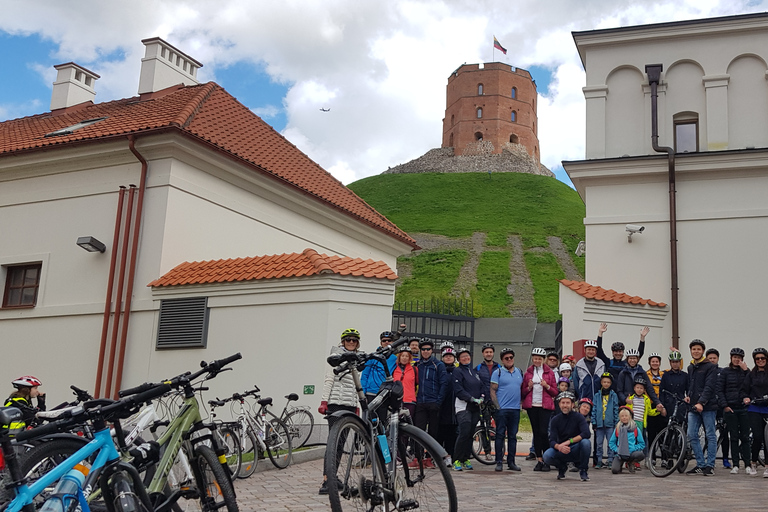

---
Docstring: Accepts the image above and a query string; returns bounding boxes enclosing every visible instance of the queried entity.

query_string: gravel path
[507,235,537,317]
[547,235,582,281]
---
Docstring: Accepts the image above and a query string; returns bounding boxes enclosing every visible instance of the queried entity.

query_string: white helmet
[531,347,547,356]
[584,340,598,348]
[626,348,640,357]
[559,363,572,372]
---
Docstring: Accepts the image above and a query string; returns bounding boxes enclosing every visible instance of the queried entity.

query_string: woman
[741,347,768,477]
[318,328,361,495]
[719,347,751,474]
[438,343,458,462]
[522,347,558,471]
[3,376,45,434]
[645,353,666,452]
[392,345,417,419]
[452,347,483,471]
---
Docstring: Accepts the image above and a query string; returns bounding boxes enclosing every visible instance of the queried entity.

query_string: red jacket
[521,364,558,410]
[392,364,417,403]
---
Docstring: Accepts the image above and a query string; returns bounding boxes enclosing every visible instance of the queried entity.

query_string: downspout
[645,64,679,350]
[113,136,149,398]
[94,186,127,397]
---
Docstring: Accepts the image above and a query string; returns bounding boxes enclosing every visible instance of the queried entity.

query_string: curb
[254,445,326,473]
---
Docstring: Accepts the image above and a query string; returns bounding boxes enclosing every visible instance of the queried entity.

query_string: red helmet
[578,397,594,407]
[12,376,42,389]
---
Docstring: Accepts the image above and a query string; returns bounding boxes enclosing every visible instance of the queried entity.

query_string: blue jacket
[475,361,500,398]
[360,354,396,395]
[592,389,619,428]
[609,422,645,453]
[417,356,448,404]
[453,363,484,404]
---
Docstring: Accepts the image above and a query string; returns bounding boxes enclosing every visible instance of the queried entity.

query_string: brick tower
[442,63,539,161]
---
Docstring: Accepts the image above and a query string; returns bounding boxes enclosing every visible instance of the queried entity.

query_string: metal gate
[391,299,474,346]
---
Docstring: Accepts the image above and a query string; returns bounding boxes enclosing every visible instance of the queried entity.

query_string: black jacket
[740,368,768,401]
[454,363,484,407]
[475,361,500,399]
[659,369,689,419]
[687,358,718,411]
[718,365,749,409]
[440,363,457,424]
[617,364,659,406]
[549,410,591,448]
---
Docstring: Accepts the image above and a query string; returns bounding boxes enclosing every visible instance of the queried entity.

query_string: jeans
[594,426,615,464]
[454,409,480,463]
[494,409,520,464]
[543,439,591,471]
[724,408,751,468]
[688,410,717,468]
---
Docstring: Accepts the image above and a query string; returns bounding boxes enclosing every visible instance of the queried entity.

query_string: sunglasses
[503,356,514,361]
[756,356,767,361]
[421,347,433,351]
[342,337,359,343]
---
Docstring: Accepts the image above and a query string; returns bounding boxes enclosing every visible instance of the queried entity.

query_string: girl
[392,345,418,419]
[609,406,645,473]
[3,376,45,434]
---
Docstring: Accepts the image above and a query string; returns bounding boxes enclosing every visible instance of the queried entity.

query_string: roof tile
[559,280,667,308]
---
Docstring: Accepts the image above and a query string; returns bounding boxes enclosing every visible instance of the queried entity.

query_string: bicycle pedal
[398,499,419,510]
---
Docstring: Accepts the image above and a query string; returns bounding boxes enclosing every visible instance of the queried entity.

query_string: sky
[1,1,766,187]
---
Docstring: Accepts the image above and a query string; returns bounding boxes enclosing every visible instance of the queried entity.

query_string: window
[156,297,209,349]
[451,114,454,126]
[449,133,454,146]
[3,264,41,308]
[478,84,484,95]
[509,134,519,144]
[511,87,517,99]
[477,108,483,119]
[474,132,483,141]
[511,111,517,122]
[675,121,698,153]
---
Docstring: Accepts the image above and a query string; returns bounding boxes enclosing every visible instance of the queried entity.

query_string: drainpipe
[645,64,679,350]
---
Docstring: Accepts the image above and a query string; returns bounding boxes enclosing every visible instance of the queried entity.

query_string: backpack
[614,422,638,439]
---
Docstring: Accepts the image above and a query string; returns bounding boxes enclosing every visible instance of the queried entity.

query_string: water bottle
[39,465,87,512]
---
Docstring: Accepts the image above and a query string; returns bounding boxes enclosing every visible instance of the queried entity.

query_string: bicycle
[470,401,497,465]
[276,394,314,449]
[323,338,457,511]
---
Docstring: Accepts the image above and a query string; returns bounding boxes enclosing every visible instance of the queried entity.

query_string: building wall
[442,63,539,160]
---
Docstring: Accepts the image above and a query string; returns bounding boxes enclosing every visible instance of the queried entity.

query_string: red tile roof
[148,248,397,287]
[0,83,416,248]
[559,280,667,307]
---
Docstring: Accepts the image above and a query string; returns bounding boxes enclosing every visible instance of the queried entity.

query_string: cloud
[1,0,766,184]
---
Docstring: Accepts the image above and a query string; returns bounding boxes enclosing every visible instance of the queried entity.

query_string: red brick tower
[442,63,539,161]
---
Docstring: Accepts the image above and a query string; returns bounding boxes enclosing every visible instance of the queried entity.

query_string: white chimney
[50,63,100,110]
[138,37,202,94]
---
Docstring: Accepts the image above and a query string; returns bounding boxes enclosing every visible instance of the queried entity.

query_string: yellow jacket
[627,393,659,428]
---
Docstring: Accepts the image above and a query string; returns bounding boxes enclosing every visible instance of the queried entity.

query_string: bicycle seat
[285,393,299,402]
[0,407,22,428]
[208,399,226,407]
[257,397,273,407]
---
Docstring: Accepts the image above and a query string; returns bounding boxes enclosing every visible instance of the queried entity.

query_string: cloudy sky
[1,1,765,185]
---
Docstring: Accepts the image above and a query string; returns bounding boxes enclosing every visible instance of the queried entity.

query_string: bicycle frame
[234,401,268,452]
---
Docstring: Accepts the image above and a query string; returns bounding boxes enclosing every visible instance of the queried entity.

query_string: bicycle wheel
[283,409,314,448]
[397,423,458,511]
[264,415,293,469]
[325,416,382,512]
[236,428,259,479]
[217,427,241,478]
[15,437,90,509]
[470,426,497,465]
[192,444,238,512]
[649,425,686,477]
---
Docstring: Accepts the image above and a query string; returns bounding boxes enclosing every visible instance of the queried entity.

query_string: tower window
[510,134,519,144]
[475,132,483,141]
[511,111,516,122]
[477,108,483,119]
[478,83,484,95]
[449,133,454,146]
[451,114,454,126]
[511,87,517,99]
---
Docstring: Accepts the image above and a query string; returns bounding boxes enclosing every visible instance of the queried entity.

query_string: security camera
[626,224,645,234]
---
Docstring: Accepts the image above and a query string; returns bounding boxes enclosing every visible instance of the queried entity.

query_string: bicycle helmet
[341,328,360,340]
[668,350,683,361]
[730,347,745,358]
[419,338,434,349]
[456,347,471,357]
[380,331,394,340]
[584,340,598,348]
[559,363,572,373]
[578,397,594,408]
[12,376,42,389]
[706,348,719,358]
[531,347,547,357]
[500,348,515,358]
[752,347,768,359]
[481,343,495,351]
[558,376,571,384]
[689,339,706,349]
[562,355,575,363]
[600,372,613,381]
[611,341,625,352]
[633,376,647,388]
[648,352,661,363]
[397,344,412,354]
[625,348,640,357]
[441,346,455,356]
[556,391,576,403]
[440,341,455,351]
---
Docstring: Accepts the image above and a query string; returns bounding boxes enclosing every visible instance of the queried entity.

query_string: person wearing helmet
[742,347,768,477]
[3,376,45,434]
[523,347,558,472]
[557,377,571,394]
[546,352,561,379]
[578,397,593,418]
[609,406,645,474]
[392,345,418,424]
[645,352,666,454]
[617,348,660,409]
[704,348,731,469]
[452,347,483,471]
[319,329,361,494]
[438,344,458,464]
[409,338,421,364]
[659,350,689,425]
[475,343,499,398]
[626,377,660,464]
[542,391,591,481]
[594,323,650,385]
[683,339,719,476]
[360,331,398,404]
[574,340,605,406]
[415,338,448,457]
[490,348,523,472]
[562,355,576,370]
[718,347,751,474]
[592,372,619,469]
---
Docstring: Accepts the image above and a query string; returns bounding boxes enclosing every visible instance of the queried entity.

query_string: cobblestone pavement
[234,456,766,511]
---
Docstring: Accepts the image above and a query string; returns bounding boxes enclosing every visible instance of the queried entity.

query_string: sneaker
[763,468,768,478]
[686,466,704,475]
[568,462,579,473]
[730,466,739,475]
[723,458,732,469]
[540,463,551,472]
[557,468,567,480]
[628,463,636,474]
[595,462,603,470]
[318,481,328,495]
[495,462,503,472]
[579,469,589,481]
[463,460,473,470]
[525,451,536,461]
[508,462,521,471]
[533,461,543,471]
[746,465,758,476]
[453,460,463,471]
[703,466,714,476]
[407,458,421,468]
[634,462,641,471]
[424,458,436,469]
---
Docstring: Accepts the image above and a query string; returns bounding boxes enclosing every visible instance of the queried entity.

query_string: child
[626,377,659,465]
[592,372,619,469]
[557,376,571,394]
[609,406,645,473]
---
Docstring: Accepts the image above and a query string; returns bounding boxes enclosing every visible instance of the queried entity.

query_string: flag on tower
[493,36,507,55]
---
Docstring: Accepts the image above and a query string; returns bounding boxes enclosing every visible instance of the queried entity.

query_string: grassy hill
[348,172,586,322]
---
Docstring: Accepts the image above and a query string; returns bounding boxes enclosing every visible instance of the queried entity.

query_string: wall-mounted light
[76,236,106,253]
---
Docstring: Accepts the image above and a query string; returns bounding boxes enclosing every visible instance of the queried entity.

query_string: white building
[560,13,768,359]
[0,38,416,411]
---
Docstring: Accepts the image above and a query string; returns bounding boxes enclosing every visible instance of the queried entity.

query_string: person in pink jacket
[522,347,559,471]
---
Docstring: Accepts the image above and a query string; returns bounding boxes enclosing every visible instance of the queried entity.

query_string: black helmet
[689,339,706,350]
[397,344,412,354]
[481,343,495,351]
[753,347,768,359]
[419,338,434,349]
[730,347,745,358]
[706,348,719,358]
[611,342,625,352]
[380,331,394,340]
[633,376,647,387]
[546,351,559,359]
[556,391,576,403]
[500,348,515,358]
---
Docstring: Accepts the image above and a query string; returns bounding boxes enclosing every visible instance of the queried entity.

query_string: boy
[557,377,571,394]
[592,372,619,469]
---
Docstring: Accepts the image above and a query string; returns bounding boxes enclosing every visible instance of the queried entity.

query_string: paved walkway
[233,456,767,511]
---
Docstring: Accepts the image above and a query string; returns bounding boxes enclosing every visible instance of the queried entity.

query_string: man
[475,343,499,458]
[543,391,592,481]
[595,323,650,385]
[415,339,448,451]
[490,347,523,472]
[360,331,397,403]
[409,338,421,364]
[684,339,719,475]
[659,350,689,424]
[574,340,605,404]
[547,352,561,379]
[706,348,731,469]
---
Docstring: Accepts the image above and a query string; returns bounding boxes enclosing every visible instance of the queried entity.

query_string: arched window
[449,133,454,147]
[478,83,484,95]
[509,134,519,144]
[477,108,483,119]
[475,132,483,141]
[511,111,516,122]
[511,87,517,99]
[450,114,454,126]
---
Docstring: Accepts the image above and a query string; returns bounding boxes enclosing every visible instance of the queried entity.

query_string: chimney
[50,63,100,110]
[138,37,202,94]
